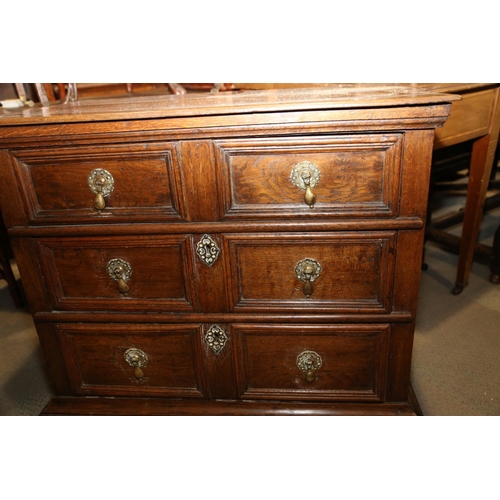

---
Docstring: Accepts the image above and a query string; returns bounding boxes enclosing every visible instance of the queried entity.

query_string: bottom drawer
[56,323,207,398]
[233,324,389,402]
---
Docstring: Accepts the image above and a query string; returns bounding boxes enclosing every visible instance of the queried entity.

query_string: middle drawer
[34,231,397,314]
[224,232,396,313]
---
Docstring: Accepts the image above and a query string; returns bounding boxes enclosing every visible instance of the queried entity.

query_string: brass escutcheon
[295,258,322,298]
[88,168,114,212]
[107,258,132,294]
[297,350,322,384]
[196,234,220,267]
[124,348,148,380]
[205,325,228,354]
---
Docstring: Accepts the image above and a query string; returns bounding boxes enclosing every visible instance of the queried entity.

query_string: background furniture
[0,211,23,308]
[34,83,227,102]
[490,221,500,283]
[0,86,456,415]
[422,83,500,293]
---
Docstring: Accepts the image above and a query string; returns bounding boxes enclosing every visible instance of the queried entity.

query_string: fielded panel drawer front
[9,142,186,224]
[36,235,197,312]
[214,134,404,219]
[225,232,396,313]
[0,86,456,415]
[233,324,389,402]
[56,323,208,397]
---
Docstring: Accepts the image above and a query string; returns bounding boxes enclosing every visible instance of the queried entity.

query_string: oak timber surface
[0,87,455,415]
[41,396,418,416]
[0,85,460,125]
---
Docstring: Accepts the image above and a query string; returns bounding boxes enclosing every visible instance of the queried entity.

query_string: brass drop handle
[290,161,320,209]
[93,176,106,211]
[124,348,148,380]
[302,263,315,298]
[88,168,114,212]
[295,258,322,298]
[305,368,316,384]
[107,258,132,294]
[302,171,316,208]
[116,272,129,294]
[297,351,322,384]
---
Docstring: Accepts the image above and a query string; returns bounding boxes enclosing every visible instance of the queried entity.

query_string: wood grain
[0,87,455,415]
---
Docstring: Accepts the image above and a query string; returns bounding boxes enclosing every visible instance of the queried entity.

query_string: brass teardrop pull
[304,184,316,209]
[303,276,314,298]
[94,192,106,211]
[290,161,320,209]
[107,258,132,294]
[88,168,114,213]
[297,351,322,384]
[134,366,145,380]
[302,264,314,297]
[117,278,129,294]
[124,348,148,381]
[305,369,316,384]
[295,258,322,298]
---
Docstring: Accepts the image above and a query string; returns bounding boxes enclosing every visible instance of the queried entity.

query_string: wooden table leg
[452,134,492,294]
[452,88,500,294]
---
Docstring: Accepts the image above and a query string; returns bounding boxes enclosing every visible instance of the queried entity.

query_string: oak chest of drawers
[0,86,457,415]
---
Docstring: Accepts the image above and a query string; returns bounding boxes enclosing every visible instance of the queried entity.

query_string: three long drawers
[0,86,455,414]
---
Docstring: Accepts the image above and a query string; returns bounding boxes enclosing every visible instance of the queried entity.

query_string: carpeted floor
[412,241,500,416]
[1,211,499,416]
[0,275,52,415]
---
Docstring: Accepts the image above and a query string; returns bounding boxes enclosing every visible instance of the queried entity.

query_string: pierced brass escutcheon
[124,348,148,380]
[290,161,320,208]
[205,325,228,354]
[295,258,322,298]
[196,234,220,267]
[297,350,322,384]
[88,168,114,212]
[107,258,132,294]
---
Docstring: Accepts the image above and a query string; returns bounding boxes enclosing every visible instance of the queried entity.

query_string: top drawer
[9,142,186,224]
[214,134,403,220]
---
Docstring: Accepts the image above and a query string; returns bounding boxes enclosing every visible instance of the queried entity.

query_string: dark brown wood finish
[10,238,51,312]
[9,142,186,224]
[35,235,197,312]
[0,85,458,125]
[0,86,457,415]
[225,232,396,313]
[213,134,403,219]
[200,323,238,400]
[56,323,208,397]
[232,324,389,402]
[41,396,419,416]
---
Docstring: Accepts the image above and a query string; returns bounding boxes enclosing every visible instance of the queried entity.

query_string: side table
[423,83,500,293]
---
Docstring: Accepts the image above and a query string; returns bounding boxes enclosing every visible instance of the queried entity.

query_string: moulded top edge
[0,84,462,126]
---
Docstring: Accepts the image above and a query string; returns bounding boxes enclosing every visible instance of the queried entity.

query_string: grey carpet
[0,274,52,415]
[413,242,500,415]
[1,210,499,416]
